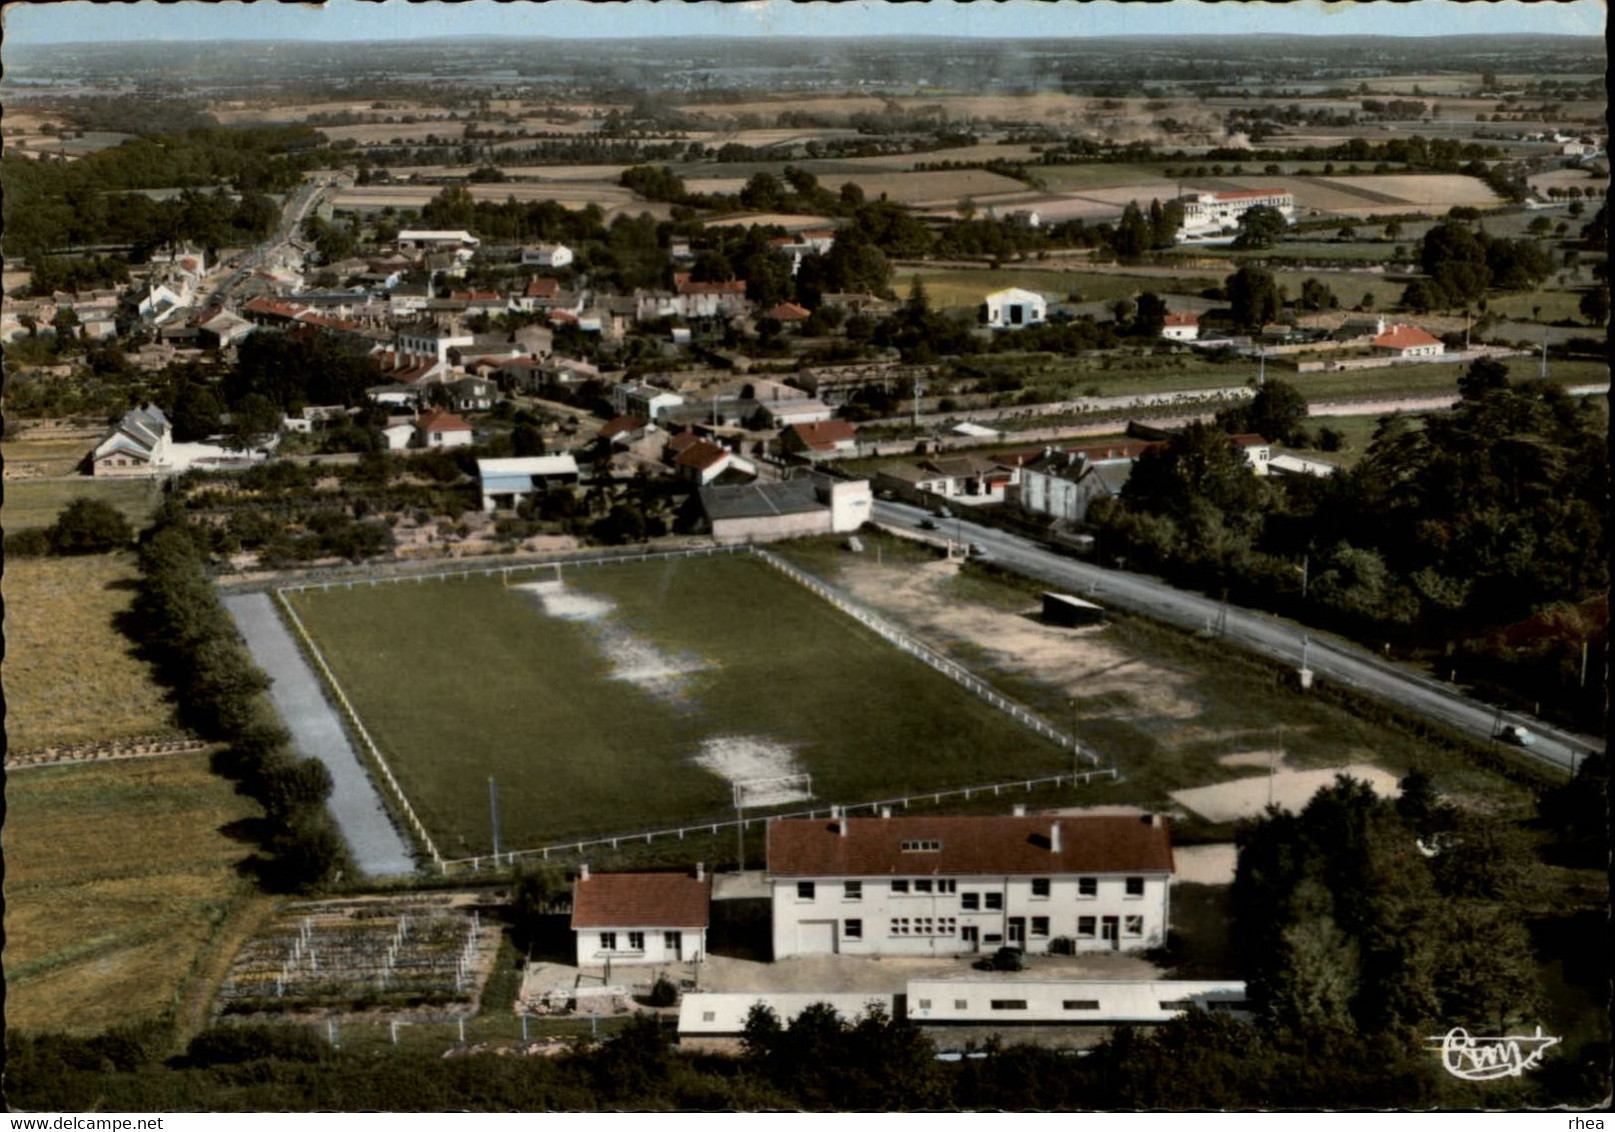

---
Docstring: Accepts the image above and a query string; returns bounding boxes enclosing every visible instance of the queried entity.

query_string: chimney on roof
[580,862,590,881]
[1012,803,1026,817]
[1145,813,1162,828]
[839,814,849,837]
[880,806,892,819]
[1050,822,1062,853]
[696,861,705,882]
[1043,446,1054,459]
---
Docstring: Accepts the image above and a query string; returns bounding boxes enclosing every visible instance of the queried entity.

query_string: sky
[3,0,1606,47]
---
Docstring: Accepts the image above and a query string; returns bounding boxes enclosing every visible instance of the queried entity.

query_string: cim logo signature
[1426,1025,1561,1081]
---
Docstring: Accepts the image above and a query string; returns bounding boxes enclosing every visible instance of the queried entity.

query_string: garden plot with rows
[282,554,1074,857]
[215,896,501,1017]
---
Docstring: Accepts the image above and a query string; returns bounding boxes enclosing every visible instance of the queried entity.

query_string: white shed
[985,288,1048,330]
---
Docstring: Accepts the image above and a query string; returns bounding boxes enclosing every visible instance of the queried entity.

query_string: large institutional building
[1179,188,1297,237]
[766,812,1175,958]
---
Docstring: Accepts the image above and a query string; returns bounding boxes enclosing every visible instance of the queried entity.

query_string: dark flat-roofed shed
[1043,592,1106,627]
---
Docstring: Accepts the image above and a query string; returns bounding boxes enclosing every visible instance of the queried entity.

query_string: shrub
[647,975,679,1008]
[48,498,134,554]
[4,527,52,557]
[184,1024,331,1067]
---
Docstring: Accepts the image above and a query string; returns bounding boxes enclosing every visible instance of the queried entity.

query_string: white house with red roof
[1160,311,1200,342]
[520,243,574,269]
[672,273,750,319]
[414,407,474,449]
[674,439,739,485]
[1179,188,1296,237]
[1371,323,1445,359]
[571,864,711,967]
[767,812,1175,958]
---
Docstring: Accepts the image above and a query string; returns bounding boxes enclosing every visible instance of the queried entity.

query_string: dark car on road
[973,946,1025,972]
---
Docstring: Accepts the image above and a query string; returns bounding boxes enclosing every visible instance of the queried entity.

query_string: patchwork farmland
[284,553,1076,858]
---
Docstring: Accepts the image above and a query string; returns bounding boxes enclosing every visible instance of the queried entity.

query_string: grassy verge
[3,754,266,1034]
[2,553,177,749]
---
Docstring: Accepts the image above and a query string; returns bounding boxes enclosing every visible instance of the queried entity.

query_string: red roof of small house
[766,302,812,322]
[450,290,502,302]
[666,429,704,455]
[296,312,360,331]
[801,228,836,240]
[1227,433,1269,449]
[524,277,561,299]
[571,871,711,929]
[243,296,307,321]
[1213,188,1290,202]
[673,272,748,295]
[1163,312,1199,326]
[767,814,1175,878]
[787,419,858,451]
[1372,324,1443,350]
[599,414,648,440]
[549,309,579,324]
[674,440,730,472]
[769,236,796,248]
[416,407,472,433]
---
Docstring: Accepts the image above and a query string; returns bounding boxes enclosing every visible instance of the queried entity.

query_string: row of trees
[125,501,353,891]
[1090,363,1607,721]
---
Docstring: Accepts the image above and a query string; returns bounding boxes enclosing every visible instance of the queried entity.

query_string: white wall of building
[575,926,706,967]
[770,872,1170,959]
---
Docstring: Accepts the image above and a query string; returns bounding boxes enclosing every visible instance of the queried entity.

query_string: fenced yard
[280,550,1088,862]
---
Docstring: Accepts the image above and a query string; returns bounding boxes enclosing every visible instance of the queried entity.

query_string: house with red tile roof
[572,864,711,967]
[1160,311,1200,342]
[780,419,858,460]
[1371,323,1445,358]
[764,301,812,323]
[672,272,750,318]
[673,439,736,485]
[768,812,1175,958]
[414,407,474,449]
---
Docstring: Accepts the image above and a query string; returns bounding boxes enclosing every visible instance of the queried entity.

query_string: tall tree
[1226,266,1280,331]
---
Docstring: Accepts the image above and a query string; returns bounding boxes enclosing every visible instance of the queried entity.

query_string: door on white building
[1007,918,1026,948]
[960,925,980,953]
[665,931,682,961]
[1101,916,1119,951]
[798,920,838,955]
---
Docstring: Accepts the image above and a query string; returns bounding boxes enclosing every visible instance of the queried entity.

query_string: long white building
[1179,188,1296,237]
[767,812,1175,959]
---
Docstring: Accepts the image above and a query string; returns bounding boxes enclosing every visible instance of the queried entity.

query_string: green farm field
[3,754,268,1034]
[288,554,1074,856]
[1,475,163,531]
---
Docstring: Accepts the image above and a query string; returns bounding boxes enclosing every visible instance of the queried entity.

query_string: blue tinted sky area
[4,0,1605,47]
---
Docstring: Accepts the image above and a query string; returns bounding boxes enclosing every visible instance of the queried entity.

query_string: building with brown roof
[780,419,859,460]
[571,864,711,967]
[1371,323,1445,358]
[768,811,1174,958]
[414,407,474,449]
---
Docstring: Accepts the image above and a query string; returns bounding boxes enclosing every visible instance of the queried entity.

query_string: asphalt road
[225,592,416,877]
[206,174,332,307]
[875,500,1603,776]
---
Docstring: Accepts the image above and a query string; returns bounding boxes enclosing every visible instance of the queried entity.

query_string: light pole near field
[489,777,502,865]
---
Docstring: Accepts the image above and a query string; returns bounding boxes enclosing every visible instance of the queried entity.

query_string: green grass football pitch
[287,554,1074,856]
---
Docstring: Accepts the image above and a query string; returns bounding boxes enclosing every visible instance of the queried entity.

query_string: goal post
[732,773,813,811]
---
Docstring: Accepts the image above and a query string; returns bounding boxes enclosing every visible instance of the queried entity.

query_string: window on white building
[1064,1000,1101,1010]
[891,880,909,894]
[991,1000,1028,1011]
[1031,917,1050,938]
[797,881,816,901]
[845,919,863,939]
[914,879,932,894]
[628,931,645,951]
[984,893,1003,911]
[1031,878,1050,899]
[1125,877,1145,898]
[961,893,980,911]
[703,1011,716,1022]
[1077,916,1097,938]
[954,999,968,1010]
[1078,878,1097,898]
[901,839,942,852]
[844,881,862,901]
[1125,915,1144,937]
[600,932,617,951]
[918,999,932,1010]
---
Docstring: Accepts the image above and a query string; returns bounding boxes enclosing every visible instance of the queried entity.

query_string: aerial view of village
[1,0,1608,1114]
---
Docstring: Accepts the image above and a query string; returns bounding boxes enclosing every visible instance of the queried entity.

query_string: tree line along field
[285,554,1075,858]
[2,754,270,1034]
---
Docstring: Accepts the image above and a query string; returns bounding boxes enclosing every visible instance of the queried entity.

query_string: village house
[753,399,834,430]
[1017,443,1160,526]
[1371,323,1445,359]
[875,453,1023,506]
[768,811,1175,958]
[613,381,686,420]
[396,229,480,258]
[413,407,475,449]
[1160,311,1200,342]
[763,301,813,324]
[984,287,1048,330]
[674,439,744,485]
[672,273,750,319]
[571,864,711,968]
[520,243,574,269]
[89,405,172,477]
[779,419,859,461]
[445,376,498,413]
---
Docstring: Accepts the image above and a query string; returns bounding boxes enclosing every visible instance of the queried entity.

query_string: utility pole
[1257,348,1265,387]
[912,371,922,433]
[1300,553,1309,600]
[1540,334,1549,381]
[489,777,502,864]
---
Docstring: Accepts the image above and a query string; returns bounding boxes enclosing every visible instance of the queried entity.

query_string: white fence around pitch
[437,767,1119,875]
[751,548,1105,770]
[275,590,444,869]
